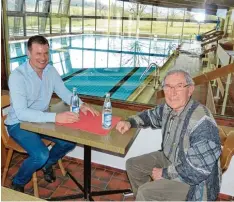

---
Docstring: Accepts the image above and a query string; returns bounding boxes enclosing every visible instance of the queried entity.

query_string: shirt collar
[166,98,194,117]
[26,60,50,75]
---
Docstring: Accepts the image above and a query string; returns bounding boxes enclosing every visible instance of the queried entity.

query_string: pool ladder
[148,63,160,90]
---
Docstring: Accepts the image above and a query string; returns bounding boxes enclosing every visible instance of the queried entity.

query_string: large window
[97,0,109,17]
[139,5,152,34]
[152,21,167,37]
[111,1,123,18]
[183,22,200,38]
[109,19,122,34]
[26,16,39,35]
[25,0,36,12]
[182,11,200,39]
[152,7,168,37]
[200,23,216,34]
[123,19,137,35]
[51,0,59,13]
[84,0,95,16]
[70,0,82,15]
[61,17,69,33]
[166,8,185,37]
[110,1,123,34]
[7,0,23,11]
[8,16,24,37]
[139,20,151,34]
[6,0,219,39]
[96,19,107,32]
[84,19,95,32]
[38,17,50,34]
[71,18,83,33]
[51,16,61,33]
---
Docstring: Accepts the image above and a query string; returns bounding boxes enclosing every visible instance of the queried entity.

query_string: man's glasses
[163,83,189,92]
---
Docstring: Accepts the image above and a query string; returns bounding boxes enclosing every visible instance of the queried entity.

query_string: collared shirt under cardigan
[5,61,83,125]
[127,99,222,201]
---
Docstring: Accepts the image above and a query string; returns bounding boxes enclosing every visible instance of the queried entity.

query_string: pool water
[9,35,179,100]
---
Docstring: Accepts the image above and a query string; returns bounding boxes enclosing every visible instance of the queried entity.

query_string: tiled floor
[2,153,134,201]
[2,152,234,201]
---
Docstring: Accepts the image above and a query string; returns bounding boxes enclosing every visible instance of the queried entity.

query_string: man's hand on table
[55,103,99,124]
[80,103,99,116]
[55,112,79,124]
[116,121,131,134]
[151,168,163,181]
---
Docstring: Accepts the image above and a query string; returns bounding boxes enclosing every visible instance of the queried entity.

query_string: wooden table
[1,187,45,201]
[21,102,139,201]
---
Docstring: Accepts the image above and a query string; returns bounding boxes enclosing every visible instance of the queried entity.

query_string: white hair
[161,69,195,87]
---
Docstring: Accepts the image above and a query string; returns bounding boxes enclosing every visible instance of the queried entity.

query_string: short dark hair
[27,35,49,50]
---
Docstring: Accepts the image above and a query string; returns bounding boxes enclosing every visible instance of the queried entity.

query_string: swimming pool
[9,35,179,100]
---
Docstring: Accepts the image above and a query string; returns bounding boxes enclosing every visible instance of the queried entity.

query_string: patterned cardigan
[127,99,222,201]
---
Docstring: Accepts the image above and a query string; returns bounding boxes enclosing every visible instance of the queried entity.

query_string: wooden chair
[1,94,67,197]
[218,126,234,173]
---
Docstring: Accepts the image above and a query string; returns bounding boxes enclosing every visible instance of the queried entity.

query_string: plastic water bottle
[102,93,112,129]
[70,87,79,114]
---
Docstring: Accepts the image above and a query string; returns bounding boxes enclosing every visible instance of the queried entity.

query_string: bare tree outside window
[168,9,183,27]
[97,0,108,17]
[128,4,147,18]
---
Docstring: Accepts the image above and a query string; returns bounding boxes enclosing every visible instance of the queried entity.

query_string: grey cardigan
[128,99,221,201]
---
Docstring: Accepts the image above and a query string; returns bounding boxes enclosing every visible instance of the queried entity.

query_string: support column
[221,73,232,115]
[136,3,140,38]
[60,0,71,33]
[108,0,111,35]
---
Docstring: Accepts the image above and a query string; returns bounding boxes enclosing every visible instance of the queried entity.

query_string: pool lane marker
[108,67,140,97]
[62,69,88,81]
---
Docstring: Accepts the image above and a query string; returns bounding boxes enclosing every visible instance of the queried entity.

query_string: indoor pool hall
[1,0,234,201]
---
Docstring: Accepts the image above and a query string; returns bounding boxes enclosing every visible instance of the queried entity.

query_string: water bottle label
[105,102,111,108]
[102,112,112,129]
[71,106,79,114]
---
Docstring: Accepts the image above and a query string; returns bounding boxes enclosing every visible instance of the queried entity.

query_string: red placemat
[56,112,121,136]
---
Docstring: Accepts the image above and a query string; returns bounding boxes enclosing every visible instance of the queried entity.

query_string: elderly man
[116,69,221,201]
[5,35,99,192]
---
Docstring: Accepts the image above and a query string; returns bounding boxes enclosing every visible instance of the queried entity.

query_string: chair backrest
[218,126,234,173]
[1,94,11,147]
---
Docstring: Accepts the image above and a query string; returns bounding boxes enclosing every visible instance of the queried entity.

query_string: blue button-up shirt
[5,61,82,125]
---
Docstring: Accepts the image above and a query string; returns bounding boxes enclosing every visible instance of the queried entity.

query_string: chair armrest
[218,126,228,145]
[221,131,234,173]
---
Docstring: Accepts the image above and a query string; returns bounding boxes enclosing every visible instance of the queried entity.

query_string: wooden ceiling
[125,0,233,10]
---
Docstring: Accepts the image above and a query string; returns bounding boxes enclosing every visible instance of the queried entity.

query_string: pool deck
[135,42,234,117]
[150,53,206,105]
[134,41,204,105]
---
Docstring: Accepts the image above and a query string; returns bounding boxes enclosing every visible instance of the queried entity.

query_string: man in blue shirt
[5,35,99,193]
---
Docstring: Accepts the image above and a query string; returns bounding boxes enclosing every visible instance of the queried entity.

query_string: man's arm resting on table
[127,104,164,129]
[116,104,164,134]
[55,111,79,123]
[9,70,79,123]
